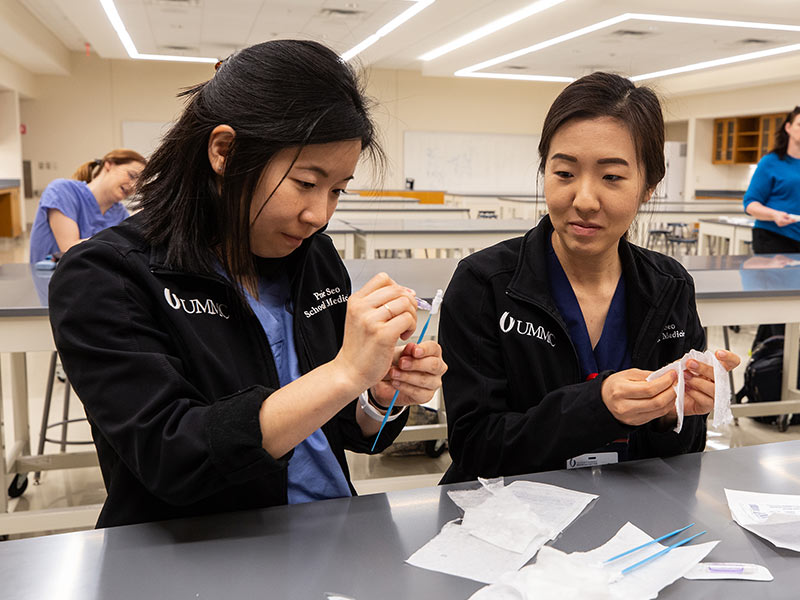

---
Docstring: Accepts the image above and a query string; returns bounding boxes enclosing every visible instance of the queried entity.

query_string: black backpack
[736,335,799,427]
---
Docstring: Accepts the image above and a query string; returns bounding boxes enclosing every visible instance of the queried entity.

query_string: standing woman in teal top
[743,106,800,341]
[744,107,800,253]
[29,148,146,263]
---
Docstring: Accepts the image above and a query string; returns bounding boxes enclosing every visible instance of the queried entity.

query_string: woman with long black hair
[48,40,446,528]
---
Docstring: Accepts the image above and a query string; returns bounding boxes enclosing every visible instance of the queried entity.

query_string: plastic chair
[665,223,698,256]
[646,228,671,252]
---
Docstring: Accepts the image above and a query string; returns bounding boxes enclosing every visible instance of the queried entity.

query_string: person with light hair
[29,148,146,263]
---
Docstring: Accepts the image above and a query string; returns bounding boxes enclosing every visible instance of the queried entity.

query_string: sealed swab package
[646,349,733,433]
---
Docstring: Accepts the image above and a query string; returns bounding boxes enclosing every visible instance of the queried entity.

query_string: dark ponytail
[772,106,800,160]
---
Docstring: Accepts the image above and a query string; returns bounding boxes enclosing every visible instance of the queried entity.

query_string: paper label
[684,562,773,581]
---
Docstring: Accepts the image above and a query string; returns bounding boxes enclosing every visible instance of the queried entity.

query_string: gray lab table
[1,442,798,599]
[325,218,359,259]
[344,218,533,259]
[334,206,470,221]
[337,197,420,209]
[687,253,800,420]
[345,258,459,301]
[0,264,102,536]
[697,216,755,255]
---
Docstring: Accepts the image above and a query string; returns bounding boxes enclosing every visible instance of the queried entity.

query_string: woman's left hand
[370,341,447,407]
[683,349,741,415]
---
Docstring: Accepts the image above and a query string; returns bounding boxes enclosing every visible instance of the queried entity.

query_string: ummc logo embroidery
[163,288,230,319]
[499,311,556,347]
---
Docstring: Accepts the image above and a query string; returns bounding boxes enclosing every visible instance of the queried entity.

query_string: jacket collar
[508,214,668,309]
[143,211,322,288]
[507,215,675,359]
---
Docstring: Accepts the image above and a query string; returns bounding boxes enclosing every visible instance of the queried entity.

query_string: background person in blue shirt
[29,148,146,263]
[743,106,800,343]
[744,106,800,253]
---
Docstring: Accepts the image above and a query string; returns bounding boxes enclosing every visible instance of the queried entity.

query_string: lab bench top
[0,262,50,316]
[698,216,755,227]
[6,253,800,316]
[1,442,798,599]
[0,178,21,190]
[342,218,533,233]
[345,258,459,300]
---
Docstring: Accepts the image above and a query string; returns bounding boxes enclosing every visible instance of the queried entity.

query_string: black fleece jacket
[440,216,706,484]
[48,213,407,528]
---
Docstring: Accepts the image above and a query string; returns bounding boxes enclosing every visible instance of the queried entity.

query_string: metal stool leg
[60,377,71,453]
[722,325,738,426]
[34,351,58,484]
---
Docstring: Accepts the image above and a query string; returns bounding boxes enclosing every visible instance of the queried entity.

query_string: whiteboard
[121,120,172,158]
[403,130,541,195]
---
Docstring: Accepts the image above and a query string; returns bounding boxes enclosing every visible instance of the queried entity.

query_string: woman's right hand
[334,273,418,392]
[600,368,678,426]
[774,211,796,227]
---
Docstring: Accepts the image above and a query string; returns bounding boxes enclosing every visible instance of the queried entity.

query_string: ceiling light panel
[341,0,436,61]
[419,0,567,61]
[100,0,218,63]
[456,13,800,82]
[470,19,800,80]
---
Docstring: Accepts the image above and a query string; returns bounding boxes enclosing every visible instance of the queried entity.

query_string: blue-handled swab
[371,289,443,452]
[603,523,694,563]
[620,530,707,575]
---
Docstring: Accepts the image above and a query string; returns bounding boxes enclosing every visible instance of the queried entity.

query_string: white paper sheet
[407,480,597,583]
[646,349,733,433]
[469,522,718,600]
[725,488,800,552]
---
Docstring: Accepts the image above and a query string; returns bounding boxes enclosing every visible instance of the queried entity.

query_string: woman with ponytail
[743,106,800,343]
[29,148,146,263]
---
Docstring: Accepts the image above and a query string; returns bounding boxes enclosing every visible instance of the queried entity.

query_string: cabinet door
[713,119,725,163]
[725,119,735,162]
[759,115,772,158]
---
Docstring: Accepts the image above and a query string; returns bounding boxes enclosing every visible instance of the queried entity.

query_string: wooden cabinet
[0,186,22,238]
[712,113,787,164]
[713,118,736,163]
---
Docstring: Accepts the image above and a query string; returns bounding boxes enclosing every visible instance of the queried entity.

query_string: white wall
[0,90,22,179]
[692,118,754,192]
[664,121,688,142]
[664,79,800,198]
[17,52,800,219]
[0,88,24,224]
[353,68,563,190]
[20,52,211,218]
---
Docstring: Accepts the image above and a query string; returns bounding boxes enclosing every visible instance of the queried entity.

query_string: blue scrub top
[29,179,129,263]
[743,153,800,242]
[546,242,632,379]
[244,269,352,504]
[547,240,632,458]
